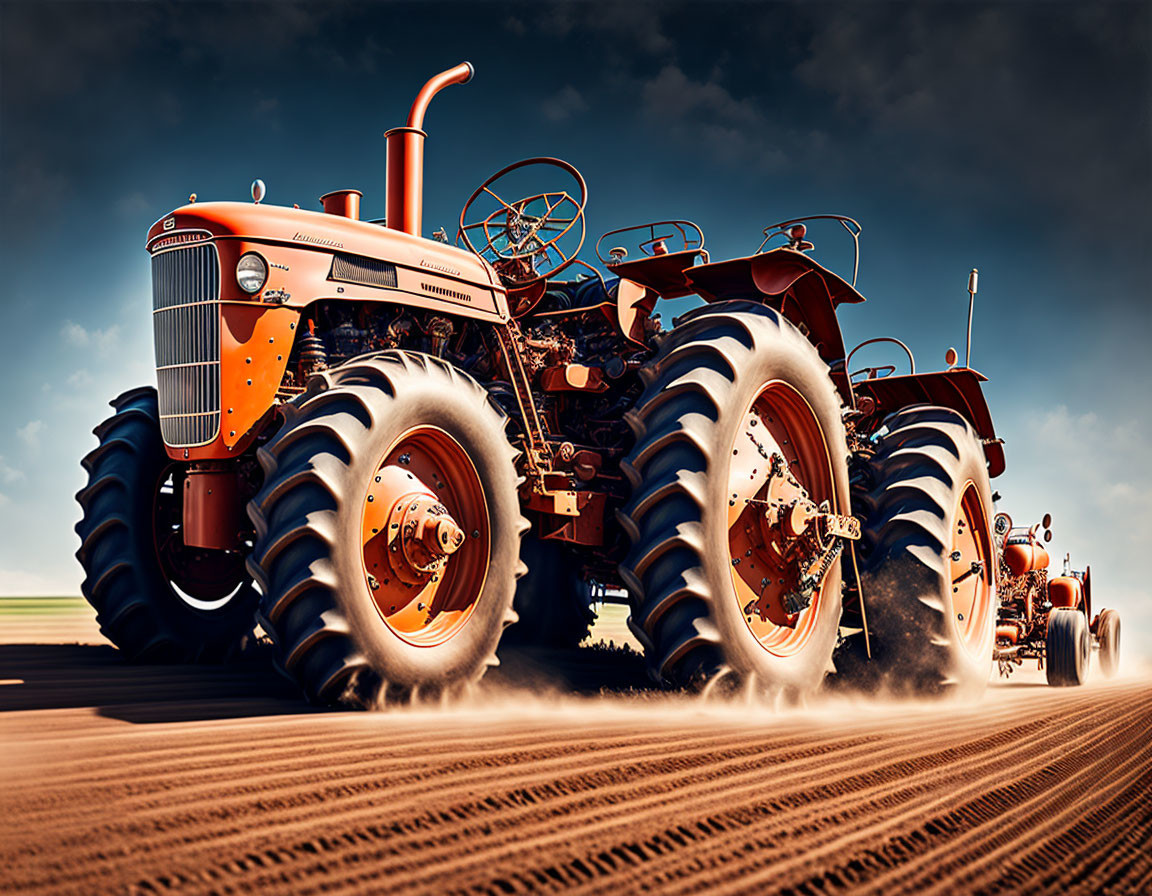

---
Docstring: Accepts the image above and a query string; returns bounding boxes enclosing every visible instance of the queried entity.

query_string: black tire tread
[246,351,526,707]
[619,302,844,689]
[75,387,255,663]
[1047,607,1090,686]
[1097,608,1121,678]
[848,404,996,695]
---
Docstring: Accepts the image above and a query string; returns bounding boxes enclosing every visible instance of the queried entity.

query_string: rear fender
[853,369,1005,477]
[684,248,864,404]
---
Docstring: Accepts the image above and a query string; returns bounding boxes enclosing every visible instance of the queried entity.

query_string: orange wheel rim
[726,382,836,657]
[951,481,993,656]
[360,427,489,647]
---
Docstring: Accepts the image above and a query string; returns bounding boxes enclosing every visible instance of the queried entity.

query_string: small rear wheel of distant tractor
[247,352,526,707]
[502,536,594,649]
[75,387,258,662]
[849,406,997,697]
[1096,608,1121,678]
[1047,607,1090,686]
[621,302,850,700]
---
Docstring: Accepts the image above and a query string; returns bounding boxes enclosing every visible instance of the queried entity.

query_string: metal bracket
[492,321,551,491]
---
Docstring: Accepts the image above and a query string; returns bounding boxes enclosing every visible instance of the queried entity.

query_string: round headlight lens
[236,253,268,294]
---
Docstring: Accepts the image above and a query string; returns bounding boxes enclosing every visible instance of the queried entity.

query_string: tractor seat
[533,274,617,315]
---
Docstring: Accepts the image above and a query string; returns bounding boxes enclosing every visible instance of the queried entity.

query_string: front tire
[1096,608,1121,678]
[1047,607,1090,686]
[848,406,997,697]
[247,352,526,707]
[75,387,258,662]
[620,302,849,699]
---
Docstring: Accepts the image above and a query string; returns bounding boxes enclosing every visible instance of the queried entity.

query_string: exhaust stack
[320,189,362,220]
[385,62,474,236]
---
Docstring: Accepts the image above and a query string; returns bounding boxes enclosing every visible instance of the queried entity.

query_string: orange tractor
[993,512,1120,685]
[76,64,1006,706]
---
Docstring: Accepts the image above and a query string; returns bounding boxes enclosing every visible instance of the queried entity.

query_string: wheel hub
[726,383,852,656]
[360,427,490,647]
[385,492,466,585]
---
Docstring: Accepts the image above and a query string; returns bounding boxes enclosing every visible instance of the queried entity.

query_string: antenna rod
[965,268,978,368]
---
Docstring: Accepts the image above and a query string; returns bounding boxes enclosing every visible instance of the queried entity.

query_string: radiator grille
[151,242,221,447]
[330,253,398,289]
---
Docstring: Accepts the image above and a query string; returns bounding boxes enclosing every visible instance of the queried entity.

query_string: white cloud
[16,420,44,448]
[0,456,23,484]
[999,403,1152,655]
[0,565,81,596]
[0,492,8,507]
[60,320,120,357]
[542,86,588,122]
[66,369,94,388]
[61,320,89,346]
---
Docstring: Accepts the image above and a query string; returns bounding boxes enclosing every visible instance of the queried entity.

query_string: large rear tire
[247,352,526,707]
[620,302,849,699]
[1096,608,1121,678]
[1047,607,1090,686]
[848,405,997,697]
[75,387,258,662]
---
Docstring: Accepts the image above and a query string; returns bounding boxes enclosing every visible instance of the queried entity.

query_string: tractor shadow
[492,642,656,696]
[0,638,657,724]
[0,642,309,724]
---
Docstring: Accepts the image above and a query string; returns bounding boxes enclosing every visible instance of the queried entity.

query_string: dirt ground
[1,602,1149,895]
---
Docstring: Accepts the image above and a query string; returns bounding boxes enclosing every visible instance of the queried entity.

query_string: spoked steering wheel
[457,157,587,288]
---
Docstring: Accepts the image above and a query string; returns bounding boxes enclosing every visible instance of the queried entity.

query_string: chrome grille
[330,253,398,288]
[151,242,220,447]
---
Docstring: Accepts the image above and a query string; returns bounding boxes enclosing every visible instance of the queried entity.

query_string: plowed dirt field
[2,604,1149,895]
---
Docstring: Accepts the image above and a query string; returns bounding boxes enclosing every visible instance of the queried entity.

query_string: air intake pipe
[385,62,474,236]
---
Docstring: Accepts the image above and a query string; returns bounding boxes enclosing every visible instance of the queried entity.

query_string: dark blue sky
[1,1,1149,650]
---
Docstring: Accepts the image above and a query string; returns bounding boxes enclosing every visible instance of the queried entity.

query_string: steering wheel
[457,158,587,288]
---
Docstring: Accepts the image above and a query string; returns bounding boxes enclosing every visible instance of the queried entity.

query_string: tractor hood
[146,201,506,302]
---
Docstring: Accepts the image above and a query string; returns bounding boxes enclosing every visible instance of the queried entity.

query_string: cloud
[792,4,1151,249]
[16,420,44,448]
[60,320,120,356]
[116,192,151,218]
[518,3,673,57]
[542,86,588,122]
[0,565,81,596]
[0,457,24,484]
[66,369,94,388]
[640,65,788,171]
[61,321,89,347]
[1001,404,1152,649]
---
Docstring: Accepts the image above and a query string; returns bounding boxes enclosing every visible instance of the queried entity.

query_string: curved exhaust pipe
[385,62,474,236]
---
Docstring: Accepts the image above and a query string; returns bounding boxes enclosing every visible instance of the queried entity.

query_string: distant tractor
[75,63,1006,707]
[993,512,1120,685]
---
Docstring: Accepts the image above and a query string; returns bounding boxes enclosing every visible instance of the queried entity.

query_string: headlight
[236,253,268,294]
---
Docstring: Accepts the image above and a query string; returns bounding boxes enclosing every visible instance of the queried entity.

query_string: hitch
[743,454,861,620]
[781,514,860,615]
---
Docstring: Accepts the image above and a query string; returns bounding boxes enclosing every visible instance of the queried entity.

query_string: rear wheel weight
[74,387,257,662]
[845,405,997,697]
[247,352,526,708]
[620,302,849,698]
